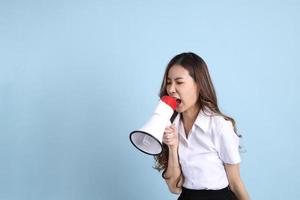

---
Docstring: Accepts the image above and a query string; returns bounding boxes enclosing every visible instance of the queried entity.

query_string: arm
[224,163,250,200]
[163,124,183,194]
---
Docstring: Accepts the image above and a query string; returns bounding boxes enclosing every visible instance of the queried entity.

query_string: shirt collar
[194,108,211,133]
[173,107,212,134]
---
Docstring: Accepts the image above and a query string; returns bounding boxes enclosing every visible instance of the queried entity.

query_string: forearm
[164,146,182,193]
[230,181,250,200]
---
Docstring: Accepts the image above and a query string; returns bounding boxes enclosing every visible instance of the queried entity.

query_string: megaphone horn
[129,96,177,155]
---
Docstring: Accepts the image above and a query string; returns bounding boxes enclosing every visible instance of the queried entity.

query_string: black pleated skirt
[177,186,238,200]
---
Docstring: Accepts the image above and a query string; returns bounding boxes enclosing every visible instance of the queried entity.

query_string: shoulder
[211,115,233,128]
[198,107,232,129]
[210,114,235,137]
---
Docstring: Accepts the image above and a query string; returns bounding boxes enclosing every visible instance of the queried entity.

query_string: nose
[167,83,176,95]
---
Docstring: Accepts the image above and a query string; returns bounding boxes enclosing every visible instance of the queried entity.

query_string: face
[166,65,199,114]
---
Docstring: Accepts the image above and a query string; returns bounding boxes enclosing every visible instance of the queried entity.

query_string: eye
[176,82,184,85]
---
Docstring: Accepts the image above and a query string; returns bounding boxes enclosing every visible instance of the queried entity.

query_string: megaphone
[129,96,177,155]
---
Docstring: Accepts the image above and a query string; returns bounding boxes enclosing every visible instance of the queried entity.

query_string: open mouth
[176,98,182,106]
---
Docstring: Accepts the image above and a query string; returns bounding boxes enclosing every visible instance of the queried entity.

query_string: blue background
[1,0,299,199]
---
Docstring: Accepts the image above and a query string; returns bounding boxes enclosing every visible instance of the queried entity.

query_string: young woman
[154,52,250,200]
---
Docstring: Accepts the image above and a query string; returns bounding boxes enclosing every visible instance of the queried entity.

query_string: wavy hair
[153,52,241,185]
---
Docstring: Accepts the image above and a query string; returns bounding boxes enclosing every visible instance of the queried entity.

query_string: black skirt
[177,186,238,200]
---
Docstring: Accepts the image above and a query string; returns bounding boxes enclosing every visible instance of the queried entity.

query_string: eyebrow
[167,77,184,81]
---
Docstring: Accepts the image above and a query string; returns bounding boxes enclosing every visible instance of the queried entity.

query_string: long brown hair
[153,52,241,179]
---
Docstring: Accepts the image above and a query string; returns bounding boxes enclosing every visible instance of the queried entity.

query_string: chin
[175,108,184,113]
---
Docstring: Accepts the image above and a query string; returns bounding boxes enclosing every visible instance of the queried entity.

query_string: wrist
[168,145,178,151]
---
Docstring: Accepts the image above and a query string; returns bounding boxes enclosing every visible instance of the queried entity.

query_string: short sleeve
[215,118,241,164]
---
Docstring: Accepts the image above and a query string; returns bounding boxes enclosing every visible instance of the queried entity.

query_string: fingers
[165,124,176,132]
[163,131,173,140]
[164,133,173,140]
[163,135,173,145]
[163,124,178,146]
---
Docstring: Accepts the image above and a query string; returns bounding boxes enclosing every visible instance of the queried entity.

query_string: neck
[181,104,201,126]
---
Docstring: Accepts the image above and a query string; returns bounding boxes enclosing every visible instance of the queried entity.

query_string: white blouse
[173,108,241,190]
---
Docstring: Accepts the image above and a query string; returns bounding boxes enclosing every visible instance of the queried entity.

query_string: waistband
[181,186,230,195]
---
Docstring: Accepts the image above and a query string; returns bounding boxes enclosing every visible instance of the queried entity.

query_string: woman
[154,52,250,200]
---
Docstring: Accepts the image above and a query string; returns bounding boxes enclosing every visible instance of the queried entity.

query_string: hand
[163,124,178,150]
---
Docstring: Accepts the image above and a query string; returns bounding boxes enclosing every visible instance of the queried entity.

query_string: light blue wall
[1,0,299,199]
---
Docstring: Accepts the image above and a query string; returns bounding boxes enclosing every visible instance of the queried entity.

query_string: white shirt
[173,108,241,190]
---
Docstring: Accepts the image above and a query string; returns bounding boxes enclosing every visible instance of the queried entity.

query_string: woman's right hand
[163,124,179,150]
